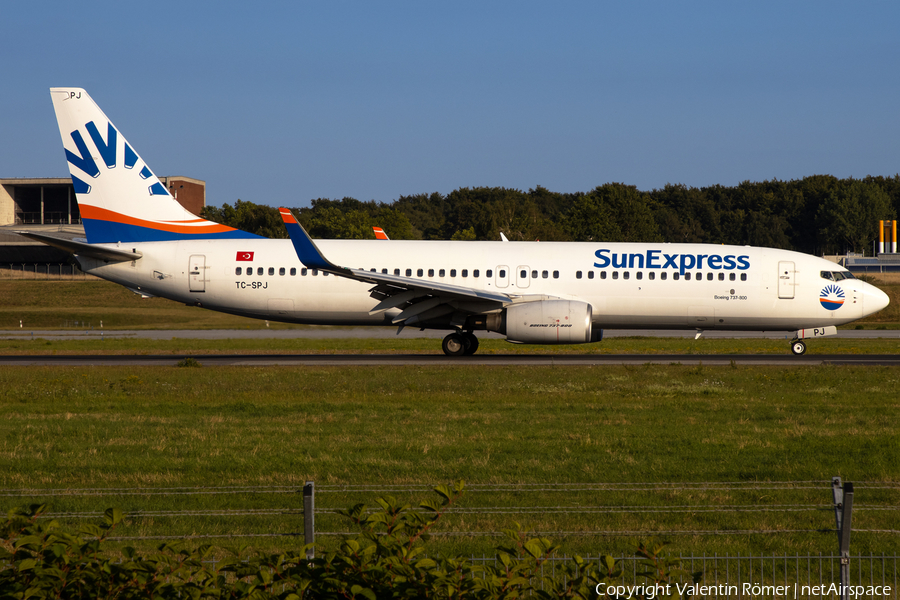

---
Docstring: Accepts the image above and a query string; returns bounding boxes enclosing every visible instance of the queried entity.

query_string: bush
[0,483,698,599]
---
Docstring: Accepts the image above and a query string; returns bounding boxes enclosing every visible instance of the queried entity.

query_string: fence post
[832,477,854,600]
[303,481,315,560]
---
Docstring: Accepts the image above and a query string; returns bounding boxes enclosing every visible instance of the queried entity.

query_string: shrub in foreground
[0,483,698,599]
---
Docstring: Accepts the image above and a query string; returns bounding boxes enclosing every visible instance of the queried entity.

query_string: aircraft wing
[15,231,142,262]
[279,208,511,328]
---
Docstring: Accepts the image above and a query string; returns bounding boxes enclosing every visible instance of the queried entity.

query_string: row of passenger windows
[234,265,747,282]
[236,266,299,276]
[576,270,747,281]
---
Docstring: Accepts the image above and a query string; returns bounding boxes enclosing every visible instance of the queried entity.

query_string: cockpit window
[823,270,855,281]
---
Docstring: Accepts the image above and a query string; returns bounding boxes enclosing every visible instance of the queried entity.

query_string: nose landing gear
[790,339,807,355]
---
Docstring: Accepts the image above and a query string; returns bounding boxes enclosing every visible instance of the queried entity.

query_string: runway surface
[2,353,899,366]
[2,327,898,341]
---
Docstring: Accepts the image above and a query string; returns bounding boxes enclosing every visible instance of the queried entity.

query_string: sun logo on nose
[820,284,845,311]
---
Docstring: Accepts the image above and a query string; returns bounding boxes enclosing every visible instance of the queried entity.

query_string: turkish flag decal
[236,252,254,261]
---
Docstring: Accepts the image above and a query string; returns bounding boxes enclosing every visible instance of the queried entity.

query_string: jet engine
[487,300,602,344]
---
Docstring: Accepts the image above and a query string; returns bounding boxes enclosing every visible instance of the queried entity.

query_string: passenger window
[697,273,702,282]
[394,268,400,276]
[707,272,713,281]
[486,269,492,277]
[439,269,446,277]
[684,273,691,281]
[661,272,667,280]
[553,271,559,279]
[740,273,747,281]
[542,270,549,279]
[674,273,680,280]
[370,268,376,272]
[268,267,275,276]
[531,270,538,278]
[474,269,480,277]
[279,267,285,276]
[382,268,388,274]
[636,272,642,280]
[623,271,630,280]
[612,271,619,280]
[576,271,582,279]
[257,267,264,276]
[718,273,724,281]
[499,269,506,277]
[290,268,296,276]
[450,269,457,277]
[648,272,655,280]
[462,269,468,277]
[417,268,424,277]
[588,271,594,279]
[312,269,318,276]
[301,268,308,276]
[428,269,435,277]
[406,269,412,276]
[521,269,528,278]
[729,273,736,281]
[600,271,607,280]
[235,267,242,275]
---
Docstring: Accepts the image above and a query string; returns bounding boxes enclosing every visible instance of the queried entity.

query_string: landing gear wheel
[442,333,467,356]
[462,332,479,355]
[791,340,807,356]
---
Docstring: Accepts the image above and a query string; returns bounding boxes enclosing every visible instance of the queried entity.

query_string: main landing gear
[442,331,479,356]
[790,340,807,355]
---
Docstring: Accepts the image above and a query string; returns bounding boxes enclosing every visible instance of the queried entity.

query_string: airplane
[18,88,890,356]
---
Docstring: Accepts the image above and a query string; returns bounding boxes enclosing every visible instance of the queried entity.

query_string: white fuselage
[77,239,886,332]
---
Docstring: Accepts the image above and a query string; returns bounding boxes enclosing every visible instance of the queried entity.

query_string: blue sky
[2,1,898,208]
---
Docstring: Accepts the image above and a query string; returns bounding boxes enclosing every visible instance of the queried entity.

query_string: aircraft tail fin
[49,88,260,243]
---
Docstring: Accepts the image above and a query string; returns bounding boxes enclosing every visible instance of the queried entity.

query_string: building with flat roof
[0,176,205,226]
[0,176,206,267]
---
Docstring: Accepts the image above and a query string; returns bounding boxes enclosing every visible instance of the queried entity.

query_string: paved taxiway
[2,354,899,367]
[2,327,898,341]
[2,327,895,366]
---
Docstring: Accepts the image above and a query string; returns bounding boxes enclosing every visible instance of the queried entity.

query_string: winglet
[278,208,351,274]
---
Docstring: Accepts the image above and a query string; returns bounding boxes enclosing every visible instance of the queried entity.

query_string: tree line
[200,175,900,256]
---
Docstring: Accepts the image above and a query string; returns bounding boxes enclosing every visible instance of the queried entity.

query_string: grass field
[1,364,898,558]
[1,279,898,560]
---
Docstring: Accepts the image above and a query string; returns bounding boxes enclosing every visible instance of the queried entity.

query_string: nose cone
[863,283,890,316]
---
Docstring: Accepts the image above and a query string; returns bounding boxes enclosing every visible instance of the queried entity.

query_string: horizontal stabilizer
[15,231,142,262]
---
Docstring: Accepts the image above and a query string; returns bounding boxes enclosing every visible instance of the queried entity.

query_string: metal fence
[3,479,897,596]
[0,263,92,279]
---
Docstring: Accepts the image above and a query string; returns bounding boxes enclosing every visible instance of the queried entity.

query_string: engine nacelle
[498,300,600,344]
